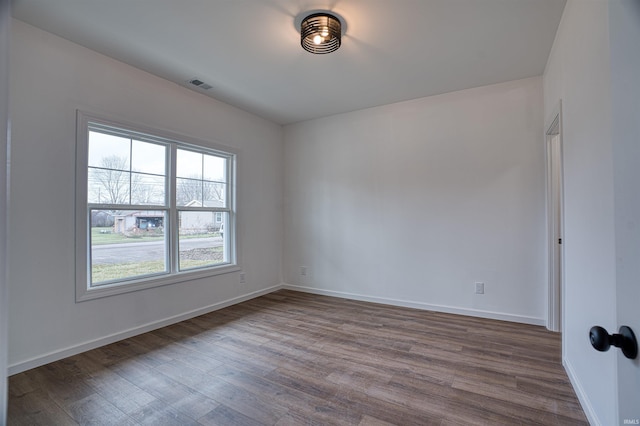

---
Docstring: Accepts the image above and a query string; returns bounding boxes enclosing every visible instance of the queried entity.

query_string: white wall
[1,0,10,421]
[8,20,283,372]
[543,1,617,424]
[283,77,546,324]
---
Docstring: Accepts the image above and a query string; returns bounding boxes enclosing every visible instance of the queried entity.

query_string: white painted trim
[8,284,284,375]
[75,110,241,302]
[0,0,9,421]
[564,359,600,426]
[545,99,565,333]
[545,99,563,137]
[283,284,545,326]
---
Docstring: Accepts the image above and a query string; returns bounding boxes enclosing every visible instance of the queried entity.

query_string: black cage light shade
[301,12,341,54]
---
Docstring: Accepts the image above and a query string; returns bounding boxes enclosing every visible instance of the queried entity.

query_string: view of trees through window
[85,125,232,287]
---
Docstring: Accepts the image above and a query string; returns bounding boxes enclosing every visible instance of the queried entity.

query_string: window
[76,111,237,301]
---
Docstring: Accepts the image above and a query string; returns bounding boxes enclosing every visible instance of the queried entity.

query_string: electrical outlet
[475,282,485,294]
[239,272,246,283]
[300,266,307,276]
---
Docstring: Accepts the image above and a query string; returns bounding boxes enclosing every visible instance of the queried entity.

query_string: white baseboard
[282,284,545,326]
[563,359,599,426]
[9,282,546,375]
[8,284,284,376]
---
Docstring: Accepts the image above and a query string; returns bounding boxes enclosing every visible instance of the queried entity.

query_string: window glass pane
[131,140,166,175]
[176,149,202,179]
[90,209,167,286]
[178,211,228,270]
[203,154,226,182]
[88,131,130,169]
[88,166,130,204]
[203,181,226,207]
[131,173,165,205]
[176,177,203,206]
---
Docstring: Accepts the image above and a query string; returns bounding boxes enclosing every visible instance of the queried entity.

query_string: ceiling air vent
[189,79,213,90]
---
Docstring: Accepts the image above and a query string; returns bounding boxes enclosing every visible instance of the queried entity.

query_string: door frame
[0,0,9,421]
[545,101,564,333]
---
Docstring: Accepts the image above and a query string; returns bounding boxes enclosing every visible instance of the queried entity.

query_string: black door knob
[589,325,638,360]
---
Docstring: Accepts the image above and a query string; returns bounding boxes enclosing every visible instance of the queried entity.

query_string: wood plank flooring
[8,290,588,425]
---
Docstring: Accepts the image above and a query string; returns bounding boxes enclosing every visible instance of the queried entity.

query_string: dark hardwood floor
[8,290,588,425]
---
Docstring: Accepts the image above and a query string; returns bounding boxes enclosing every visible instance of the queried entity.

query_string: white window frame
[75,110,239,302]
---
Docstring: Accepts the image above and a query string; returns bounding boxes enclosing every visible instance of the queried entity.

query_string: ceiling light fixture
[300,12,341,54]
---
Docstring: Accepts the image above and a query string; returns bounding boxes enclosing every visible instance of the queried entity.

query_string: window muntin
[176,148,228,207]
[77,112,237,300]
[87,132,167,206]
[90,209,168,285]
[178,211,229,271]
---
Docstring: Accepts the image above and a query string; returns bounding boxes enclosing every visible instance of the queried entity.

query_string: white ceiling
[11,0,566,125]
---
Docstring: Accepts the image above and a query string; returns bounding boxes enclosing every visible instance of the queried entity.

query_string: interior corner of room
[2,0,640,424]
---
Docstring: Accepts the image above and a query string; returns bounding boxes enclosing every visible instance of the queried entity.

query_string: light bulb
[321,27,329,37]
[313,34,323,45]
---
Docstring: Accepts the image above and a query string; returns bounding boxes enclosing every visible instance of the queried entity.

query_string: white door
[615,228,640,425]
[609,0,640,422]
[613,117,640,424]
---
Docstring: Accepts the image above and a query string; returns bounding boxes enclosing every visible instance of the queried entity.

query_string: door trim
[545,100,564,333]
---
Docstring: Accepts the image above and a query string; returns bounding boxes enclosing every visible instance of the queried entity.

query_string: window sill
[76,264,241,302]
